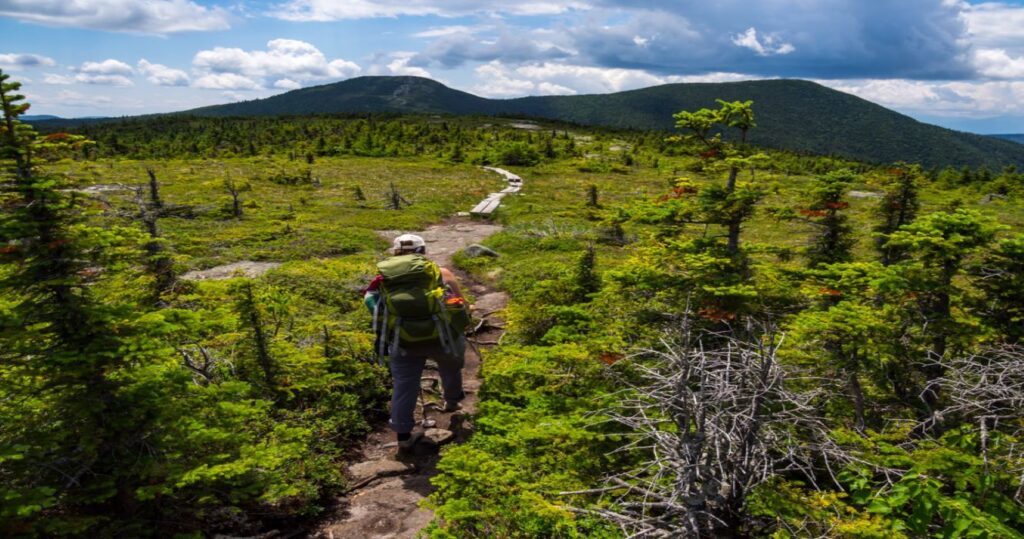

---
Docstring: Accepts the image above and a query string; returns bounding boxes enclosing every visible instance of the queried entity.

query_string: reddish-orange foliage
[818,287,843,296]
[700,148,719,159]
[698,307,737,322]
[825,202,849,210]
[599,352,625,365]
[42,132,72,141]
[799,209,828,217]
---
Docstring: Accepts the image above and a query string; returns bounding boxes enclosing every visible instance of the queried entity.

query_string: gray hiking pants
[389,335,466,434]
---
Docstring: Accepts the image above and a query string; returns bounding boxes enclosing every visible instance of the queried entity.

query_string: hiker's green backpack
[372,254,468,360]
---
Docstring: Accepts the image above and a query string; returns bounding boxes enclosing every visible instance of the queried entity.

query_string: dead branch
[594,324,850,538]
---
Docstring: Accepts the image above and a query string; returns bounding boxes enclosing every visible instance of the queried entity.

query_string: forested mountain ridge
[993,134,1024,144]
[175,76,1024,170]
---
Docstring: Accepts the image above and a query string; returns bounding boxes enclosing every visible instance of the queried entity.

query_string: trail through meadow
[309,169,520,538]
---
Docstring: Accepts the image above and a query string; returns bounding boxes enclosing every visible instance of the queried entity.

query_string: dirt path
[311,169,518,538]
[311,217,506,539]
[178,167,516,537]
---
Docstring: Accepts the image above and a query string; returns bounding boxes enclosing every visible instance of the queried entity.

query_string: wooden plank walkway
[470,167,524,217]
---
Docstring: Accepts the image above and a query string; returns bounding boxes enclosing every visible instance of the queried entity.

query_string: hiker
[364,233,471,455]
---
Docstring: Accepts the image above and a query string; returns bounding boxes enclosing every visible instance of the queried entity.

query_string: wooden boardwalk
[470,167,522,217]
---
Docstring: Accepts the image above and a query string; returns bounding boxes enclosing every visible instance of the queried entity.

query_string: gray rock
[348,459,416,484]
[463,244,499,258]
[421,428,456,446]
[848,190,883,199]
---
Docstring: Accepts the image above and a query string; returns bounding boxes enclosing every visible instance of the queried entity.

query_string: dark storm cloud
[572,0,975,79]
[409,28,574,69]
[409,0,976,80]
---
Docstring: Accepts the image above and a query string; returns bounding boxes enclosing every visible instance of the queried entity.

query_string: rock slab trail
[311,217,507,539]
[313,169,517,538]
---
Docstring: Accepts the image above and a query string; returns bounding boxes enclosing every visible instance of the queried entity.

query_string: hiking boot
[441,400,463,413]
[396,431,422,457]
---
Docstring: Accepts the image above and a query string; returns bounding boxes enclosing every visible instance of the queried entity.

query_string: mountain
[22,114,62,121]
[188,76,492,117]
[172,76,1024,169]
[992,134,1024,145]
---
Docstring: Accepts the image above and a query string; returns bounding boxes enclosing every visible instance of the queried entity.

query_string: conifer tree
[886,209,1001,411]
[971,235,1024,344]
[803,169,856,268]
[673,100,761,256]
[875,164,921,265]
[233,280,277,391]
[0,69,148,533]
[574,244,601,301]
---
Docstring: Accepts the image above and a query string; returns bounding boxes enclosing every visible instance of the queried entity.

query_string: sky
[1,0,1023,133]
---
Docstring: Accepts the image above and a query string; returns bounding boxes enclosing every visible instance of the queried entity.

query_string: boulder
[463,244,499,258]
[421,428,456,446]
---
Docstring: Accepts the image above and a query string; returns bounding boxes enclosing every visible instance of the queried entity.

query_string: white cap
[392,233,426,254]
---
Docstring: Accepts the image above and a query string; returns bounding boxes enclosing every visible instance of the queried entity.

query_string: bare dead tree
[385,182,411,210]
[146,167,163,210]
[589,325,848,538]
[928,346,1024,501]
[130,185,176,297]
[223,176,251,218]
[176,343,232,385]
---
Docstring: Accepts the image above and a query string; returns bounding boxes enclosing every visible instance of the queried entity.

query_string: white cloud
[665,72,760,84]
[731,27,795,57]
[193,72,262,90]
[138,59,189,86]
[43,73,73,84]
[963,2,1024,51]
[412,25,483,38]
[273,78,301,90]
[79,59,133,76]
[221,90,250,101]
[192,39,360,88]
[271,0,586,21]
[368,52,433,78]
[469,61,759,98]
[514,63,664,93]
[819,78,1024,117]
[75,74,134,86]
[0,53,56,69]
[67,58,134,86]
[973,48,1024,79]
[0,0,231,34]
[537,81,576,95]
[471,61,537,97]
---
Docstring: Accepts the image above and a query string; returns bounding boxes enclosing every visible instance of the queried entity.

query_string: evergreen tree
[971,235,1024,344]
[803,169,856,268]
[574,245,601,301]
[875,164,921,265]
[886,209,1001,412]
[673,100,761,256]
[0,69,151,535]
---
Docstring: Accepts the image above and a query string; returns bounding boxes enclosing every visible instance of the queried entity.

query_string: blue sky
[2,0,1023,133]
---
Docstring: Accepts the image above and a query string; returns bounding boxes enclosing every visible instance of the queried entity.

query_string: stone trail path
[308,169,517,538]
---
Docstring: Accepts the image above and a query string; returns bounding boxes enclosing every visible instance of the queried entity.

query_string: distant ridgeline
[35,76,1024,170]
[992,134,1024,145]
